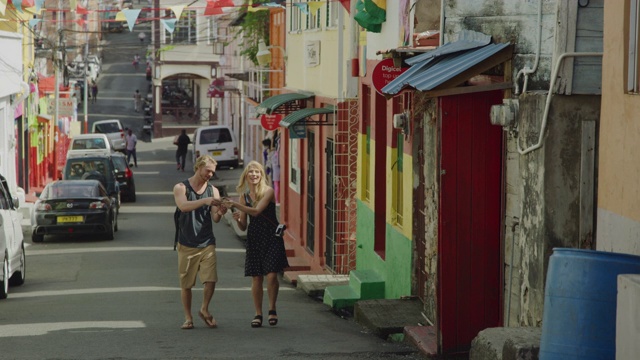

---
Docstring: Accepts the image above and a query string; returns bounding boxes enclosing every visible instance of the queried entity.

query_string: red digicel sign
[260,114,283,131]
[371,58,408,95]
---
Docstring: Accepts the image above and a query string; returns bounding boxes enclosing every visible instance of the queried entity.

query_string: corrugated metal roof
[382,42,510,95]
[405,30,492,66]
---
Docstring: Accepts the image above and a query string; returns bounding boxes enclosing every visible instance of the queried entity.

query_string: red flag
[340,0,350,13]
[76,5,89,15]
[214,0,234,7]
[204,0,224,15]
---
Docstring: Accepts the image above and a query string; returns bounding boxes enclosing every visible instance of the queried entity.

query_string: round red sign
[260,114,283,131]
[371,58,408,95]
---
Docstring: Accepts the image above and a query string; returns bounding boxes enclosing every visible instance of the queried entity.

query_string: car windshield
[43,182,98,199]
[112,157,127,172]
[200,128,232,144]
[95,123,120,133]
[66,159,109,179]
[72,138,107,150]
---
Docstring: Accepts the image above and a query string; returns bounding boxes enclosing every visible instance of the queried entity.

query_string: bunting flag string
[12,0,23,13]
[0,0,7,16]
[28,18,40,28]
[34,0,43,13]
[76,4,88,15]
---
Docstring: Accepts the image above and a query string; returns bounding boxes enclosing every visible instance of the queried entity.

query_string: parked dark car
[31,180,119,242]
[111,152,136,202]
[63,155,121,209]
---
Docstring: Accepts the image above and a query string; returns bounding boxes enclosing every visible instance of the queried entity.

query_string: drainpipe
[439,0,445,46]
[514,0,543,95]
[517,52,603,155]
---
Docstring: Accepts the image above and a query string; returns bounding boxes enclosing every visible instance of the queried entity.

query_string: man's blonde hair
[194,155,217,172]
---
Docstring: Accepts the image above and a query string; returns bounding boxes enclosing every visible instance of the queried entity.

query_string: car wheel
[9,243,25,286]
[105,215,115,240]
[0,255,8,299]
[31,233,44,243]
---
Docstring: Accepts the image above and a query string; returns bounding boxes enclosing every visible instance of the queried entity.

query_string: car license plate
[211,151,222,156]
[57,216,84,223]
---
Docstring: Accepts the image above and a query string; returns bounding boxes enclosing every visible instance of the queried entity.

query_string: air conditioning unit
[393,113,407,130]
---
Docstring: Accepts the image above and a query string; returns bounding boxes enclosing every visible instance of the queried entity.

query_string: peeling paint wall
[415,93,439,325]
[444,0,557,91]
[505,93,600,326]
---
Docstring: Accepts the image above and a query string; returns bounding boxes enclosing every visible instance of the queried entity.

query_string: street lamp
[256,39,287,67]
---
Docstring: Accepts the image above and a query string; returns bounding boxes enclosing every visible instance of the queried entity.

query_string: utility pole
[153,0,162,138]
[83,9,89,133]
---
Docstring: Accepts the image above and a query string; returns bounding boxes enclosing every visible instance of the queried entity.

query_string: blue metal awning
[382,32,512,96]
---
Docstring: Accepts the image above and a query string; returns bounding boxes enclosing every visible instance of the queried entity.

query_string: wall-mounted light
[256,39,288,67]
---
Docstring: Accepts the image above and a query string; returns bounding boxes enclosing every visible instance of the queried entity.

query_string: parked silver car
[0,174,26,299]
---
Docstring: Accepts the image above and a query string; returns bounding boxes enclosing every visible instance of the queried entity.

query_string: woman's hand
[232,210,241,222]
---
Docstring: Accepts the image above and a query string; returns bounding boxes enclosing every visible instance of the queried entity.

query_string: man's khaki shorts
[177,244,218,289]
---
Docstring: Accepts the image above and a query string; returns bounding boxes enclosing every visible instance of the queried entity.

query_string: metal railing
[161,107,210,124]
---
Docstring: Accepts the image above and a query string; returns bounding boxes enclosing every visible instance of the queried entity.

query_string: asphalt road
[2,93,422,359]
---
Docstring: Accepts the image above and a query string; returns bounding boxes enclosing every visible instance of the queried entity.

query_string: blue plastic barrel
[539,248,640,360]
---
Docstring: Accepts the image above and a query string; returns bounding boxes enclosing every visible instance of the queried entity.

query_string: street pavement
[2,32,424,358]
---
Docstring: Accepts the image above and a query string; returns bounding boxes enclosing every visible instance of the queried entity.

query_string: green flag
[354,0,386,33]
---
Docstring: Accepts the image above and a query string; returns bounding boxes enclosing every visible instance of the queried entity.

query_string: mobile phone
[275,224,286,236]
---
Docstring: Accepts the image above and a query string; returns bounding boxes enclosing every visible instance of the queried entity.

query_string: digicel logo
[381,65,402,72]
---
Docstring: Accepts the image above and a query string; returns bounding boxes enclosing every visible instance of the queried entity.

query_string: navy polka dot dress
[244,195,290,277]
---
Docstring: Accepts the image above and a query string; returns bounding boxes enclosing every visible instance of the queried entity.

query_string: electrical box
[393,113,407,130]
[490,99,519,127]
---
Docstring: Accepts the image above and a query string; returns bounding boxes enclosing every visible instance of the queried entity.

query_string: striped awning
[255,92,314,115]
[279,106,336,128]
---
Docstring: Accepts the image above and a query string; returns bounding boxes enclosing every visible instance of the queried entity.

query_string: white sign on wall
[47,98,77,117]
[305,40,320,68]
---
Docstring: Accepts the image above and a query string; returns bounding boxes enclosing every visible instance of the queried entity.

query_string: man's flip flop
[198,311,217,328]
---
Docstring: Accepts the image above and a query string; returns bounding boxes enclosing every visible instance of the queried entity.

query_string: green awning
[279,106,336,128]
[255,92,314,115]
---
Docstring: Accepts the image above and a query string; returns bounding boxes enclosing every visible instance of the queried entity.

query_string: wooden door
[439,91,503,354]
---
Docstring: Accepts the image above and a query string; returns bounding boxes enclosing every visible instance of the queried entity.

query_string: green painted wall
[356,200,413,299]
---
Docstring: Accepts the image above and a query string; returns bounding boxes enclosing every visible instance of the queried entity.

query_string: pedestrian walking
[133,89,142,112]
[173,155,227,330]
[174,129,191,171]
[224,161,289,328]
[133,54,140,70]
[91,82,98,104]
[146,65,152,81]
[138,32,146,44]
[125,128,138,167]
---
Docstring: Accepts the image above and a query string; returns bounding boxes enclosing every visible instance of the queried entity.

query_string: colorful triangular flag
[293,2,308,15]
[69,0,76,12]
[340,0,350,13]
[28,18,41,28]
[161,18,177,33]
[308,0,323,14]
[204,0,224,15]
[0,0,7,16]
[34,0,44,12]
[76,4,88,15]
[170,5,185,20]
[122,8,141,31]
[12,0,23,13]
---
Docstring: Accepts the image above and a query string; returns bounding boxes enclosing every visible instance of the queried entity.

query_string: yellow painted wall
[599,1,640,221]
[597,0,640,254]
[286,11,352,98]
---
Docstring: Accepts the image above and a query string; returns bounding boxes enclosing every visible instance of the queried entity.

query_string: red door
[438,91,503,354]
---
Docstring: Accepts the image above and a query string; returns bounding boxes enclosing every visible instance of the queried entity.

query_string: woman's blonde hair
[236,160,270,203]
[194,155,217,172]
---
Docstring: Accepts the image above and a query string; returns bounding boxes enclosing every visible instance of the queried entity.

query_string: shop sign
[260,114,282,131]
[371,58,408,95]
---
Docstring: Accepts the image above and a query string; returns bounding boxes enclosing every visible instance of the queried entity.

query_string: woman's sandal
[268,310,278,326]
[251,315,263,328]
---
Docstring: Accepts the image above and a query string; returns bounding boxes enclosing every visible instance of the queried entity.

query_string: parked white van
[67,133,112,159]
[92,119,125,152]
[192,125,239,168]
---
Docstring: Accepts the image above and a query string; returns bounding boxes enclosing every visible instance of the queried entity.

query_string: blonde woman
[223,161,289,328]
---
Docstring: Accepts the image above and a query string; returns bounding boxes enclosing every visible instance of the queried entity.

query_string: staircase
[323,269,385,310]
